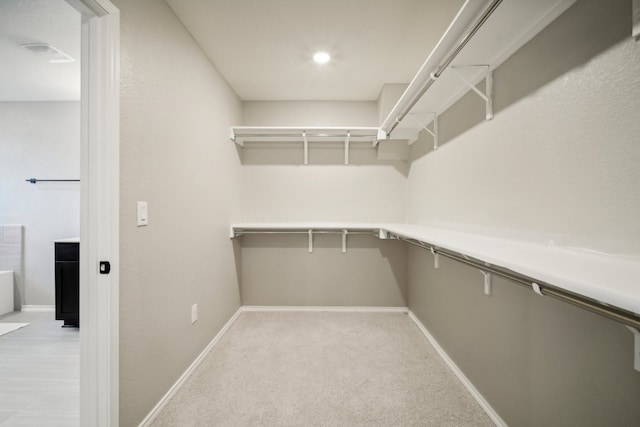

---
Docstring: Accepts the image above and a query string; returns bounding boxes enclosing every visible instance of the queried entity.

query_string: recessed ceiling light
[313,51,331,64]
[22,43,74,63]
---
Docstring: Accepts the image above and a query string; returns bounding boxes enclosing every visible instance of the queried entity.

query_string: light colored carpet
[152,311,493,426]
[0,323,29,337]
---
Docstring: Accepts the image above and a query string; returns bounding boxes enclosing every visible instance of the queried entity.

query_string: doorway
[0,0,119,425]
[0,1,82,424]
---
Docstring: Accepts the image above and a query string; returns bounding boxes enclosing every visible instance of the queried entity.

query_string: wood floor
[0,311,79,426]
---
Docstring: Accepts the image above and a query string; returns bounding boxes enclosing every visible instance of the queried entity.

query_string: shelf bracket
[407,113,438,150]
[480,271,492,296]
[344,131,350,165]
[532,282,544,296]
[430,247,440,269]
[450,65,493,120]
[303,131,309,165]
[625,326,640,372]
[342,229,348,253]
[308,229,313,253]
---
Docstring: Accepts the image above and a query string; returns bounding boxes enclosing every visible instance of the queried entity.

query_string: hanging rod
[229,126,380,146]
[381,0,503,138]
[390,234,640,330]
[231,133,376,139]
[233,229,377,238]
[25,178,80,184]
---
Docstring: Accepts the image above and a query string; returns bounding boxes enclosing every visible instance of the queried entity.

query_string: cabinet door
[55,261,79,323]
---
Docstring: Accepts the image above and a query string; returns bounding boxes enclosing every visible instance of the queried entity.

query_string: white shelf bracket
[308,229,313,253]
[303,131,309,165]
[344,131,350,165]
[342,229,348,253]
[625,326,640,372]
[481,271,492,296]
[450,65,494,120]
[229,127,238,144]
[407,113,439,150]
[376,129,387,146]
[532,282,543,296]
[430,247,440,269]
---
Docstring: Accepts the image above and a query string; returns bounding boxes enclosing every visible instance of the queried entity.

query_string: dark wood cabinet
[55,241,79,327]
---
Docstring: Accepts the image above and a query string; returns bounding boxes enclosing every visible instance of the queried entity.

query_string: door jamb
[70,0,120,425]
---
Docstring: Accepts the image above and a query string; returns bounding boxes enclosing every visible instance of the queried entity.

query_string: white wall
[407,0,640,256]
[241,101,407,222]
[0,101,80,307]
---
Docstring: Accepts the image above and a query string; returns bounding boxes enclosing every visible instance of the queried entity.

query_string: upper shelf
[229,1,577,149]
[230,126,381,147]
[381,0,576,144]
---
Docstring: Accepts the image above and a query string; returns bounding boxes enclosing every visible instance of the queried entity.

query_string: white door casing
[69,0,120,425]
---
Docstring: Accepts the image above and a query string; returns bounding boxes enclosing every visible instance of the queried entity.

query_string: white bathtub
[0,271,14,316]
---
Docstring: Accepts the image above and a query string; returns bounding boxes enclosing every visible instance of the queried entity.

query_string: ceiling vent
[22,43,74,63]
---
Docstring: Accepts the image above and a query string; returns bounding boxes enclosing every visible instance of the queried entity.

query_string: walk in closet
[115,0,640,425]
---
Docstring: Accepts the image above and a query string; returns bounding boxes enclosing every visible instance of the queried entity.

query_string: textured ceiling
[0,0,81,102]
[165,0,465,101]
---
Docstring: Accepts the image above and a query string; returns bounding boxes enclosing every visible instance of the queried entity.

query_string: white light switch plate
[137,201,148,226]
[191,304,198,324]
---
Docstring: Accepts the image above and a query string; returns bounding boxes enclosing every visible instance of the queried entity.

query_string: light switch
[137,201,148,226]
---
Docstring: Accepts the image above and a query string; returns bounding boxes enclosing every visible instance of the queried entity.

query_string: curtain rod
[25,178,80,184]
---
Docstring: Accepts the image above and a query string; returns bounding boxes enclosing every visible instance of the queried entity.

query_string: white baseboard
[21,305,55,312]
[240,305,409,313]
[407,310,507,427]
[138,307,243,427]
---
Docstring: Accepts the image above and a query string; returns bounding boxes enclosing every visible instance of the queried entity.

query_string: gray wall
[407,0,640,425]
[238,101,408,306]
[241,235,406,307]
[0,102,80,307]
[409,247,640,426]
[114,0,243,425]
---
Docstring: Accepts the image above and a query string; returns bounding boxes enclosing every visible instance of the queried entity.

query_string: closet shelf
[231,223,385,254]
[231,222,640,329]
[380,0,576,145]
[231,223,384,238]
[230,126,381,146]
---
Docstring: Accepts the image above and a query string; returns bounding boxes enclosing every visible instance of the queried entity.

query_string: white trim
[407,310,507,427]
[138,307,244,427]
[240,305,409,313]
[77,0,120,426]
[21,305,55,312]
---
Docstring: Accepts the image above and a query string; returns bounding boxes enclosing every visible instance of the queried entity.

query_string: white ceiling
[0,0,464,103]
[166,0,464,101]
[0,0,81,102]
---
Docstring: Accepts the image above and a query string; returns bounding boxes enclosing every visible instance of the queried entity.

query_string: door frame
[68,0,120,425]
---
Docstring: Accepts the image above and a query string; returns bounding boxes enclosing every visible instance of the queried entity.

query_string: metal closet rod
[392,234,640,330]
[386,0,503,136]
[25,178,80,184]
[234,229,377,237]
[233,133,376,139]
